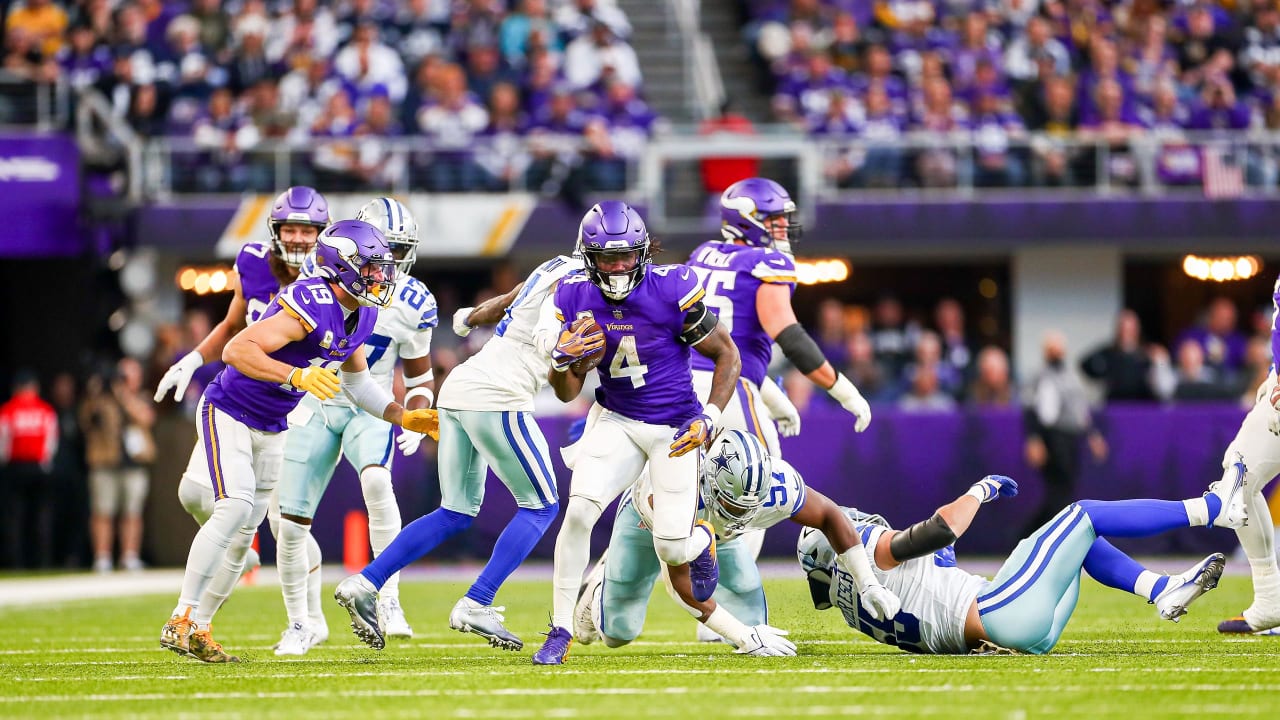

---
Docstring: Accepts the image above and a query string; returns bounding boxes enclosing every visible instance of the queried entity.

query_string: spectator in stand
[1173,338,1234,401]
[525,84,595,201]
[501,0,561,69]
[0,370,58,569]
[856,44,910,116]
[899,362,958,412]
[6,0,68,57]
[1078,78,1145,187]
[968,345,1016,407]
[935,298,974,391]
[1242,3,1280,91]
[1145,82,1201,186]
[1022,330,1108,535]
[852,82,908,187]
[522,48,560,116]
[906,330,966,401]
[844,330,895,402]
[774,49,852,124]
[1004,16,1070,86]
[162,15,216,102]
[354,92,407,190]
[81,359,154,574]
[816,298,851,369]
[1128,13,1177,103]
[971,91,1028,187]
[278,54,340,135]
[697,100,760,195]
[57,21,113,93]
[952,13,1002,92]
[334,0,397,46]
[466,42,517,107]
[1241,336,1272,407]
[555,0,632,43]
[391,0,446,68]
[416,63,489,191]
[1187,74,1251,132]
[189,0,232,61]
[1177,296,1248,376]
[829,12,864,74]
[268,0,339,67]
[810,89,862,187]
[597,80,657,189]
[225,14,274,95]
[334,21,407,104]
[562,19,641,92]
[915,76,971,187]
[871,295,916,376]
[477,81,531,191]
[48,373,88,569]
[126,82,166,136]
[310,88,364,190]
[190,87,265,192]
[1079,309,1162,401]
[1026,75,1081,186]
[1175,4,1240,92]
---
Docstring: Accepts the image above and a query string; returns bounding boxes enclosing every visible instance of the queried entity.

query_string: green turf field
[1,575,1277,719]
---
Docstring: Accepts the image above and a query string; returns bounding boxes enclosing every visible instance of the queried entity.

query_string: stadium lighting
[795,258,851,285]
[176,265,235,294]
[1182,255,1261,282]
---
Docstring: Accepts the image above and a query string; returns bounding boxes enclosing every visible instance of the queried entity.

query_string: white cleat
[308,617,330,647]
[449,597,523,651]
[274,622,317,656]
[573,558,605,646]
[1207,455,1249,529]
[1155,553,1226,622]
[380,597,414,639]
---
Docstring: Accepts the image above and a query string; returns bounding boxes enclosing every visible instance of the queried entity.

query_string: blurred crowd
[750,0,1280,188]
[3,0,658,196]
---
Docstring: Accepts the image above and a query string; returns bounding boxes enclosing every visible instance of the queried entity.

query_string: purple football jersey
[687,242,797,386]
[203,278,378,432]
[553,265,705,426]
[235,241,284,325]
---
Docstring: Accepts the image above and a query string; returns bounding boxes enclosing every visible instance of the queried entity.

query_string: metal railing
[74,88,143,200]
[0,75,69,130]
[669,0,725,121]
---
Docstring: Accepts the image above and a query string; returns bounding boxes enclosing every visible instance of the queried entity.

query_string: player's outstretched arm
[340,348,440,439]
[671,321,740,457]
[660,564,796,657]
[757,283,871,432]
[155,279,250,402]
[792,488,901,621]
[876,475,1019,568]
[223,310,310,385]
[453,281,525,335]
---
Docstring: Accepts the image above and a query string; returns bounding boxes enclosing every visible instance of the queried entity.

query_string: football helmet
[355,197,420,274]
[720,177,802,247]
[268,186,331,267]
[699,430,772,533]
[577,201,650,301]
[313,219,397,308]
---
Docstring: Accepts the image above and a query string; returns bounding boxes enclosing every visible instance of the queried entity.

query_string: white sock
[174,497,251,616]
[306,533,324,628]
[277,518,312,627]
[552,498,603,630]
[1183,497,1210,527]
[1134,570,1164,601]
[361,465,402,597]
[194,526,255,627]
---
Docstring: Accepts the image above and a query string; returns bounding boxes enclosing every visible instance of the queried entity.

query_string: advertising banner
[0,133,81,257]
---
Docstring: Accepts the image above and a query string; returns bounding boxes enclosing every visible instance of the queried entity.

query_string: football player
[572,431,901,653]
[159,220,439,663]
[335,246,585,653]
[154,186,329,621]
[1212,279,1280,633]
[273,198,437,655]
[531,201,743,665]
[798,473,1248,655]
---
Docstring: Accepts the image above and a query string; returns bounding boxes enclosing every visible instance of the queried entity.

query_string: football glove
[827,374,871,432]
[858,583,902,622]
[734,625,796,657]
[966,475,1019,503]
[397,429,426,456]
[288,366,341,401]
[154,350,204,402]
[760,378,801,437]
[452,307,475,337]
[670,410,717,457]
[551,320,606,371]
[399,408,440,439]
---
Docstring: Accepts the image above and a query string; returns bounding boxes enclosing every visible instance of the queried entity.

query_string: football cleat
[187,627,240,663]
[380,596,414,639]
[1154,553,1225,622]
[309,616,330,646]
[1219,615,1257,634]
[573,557,605,646]
[160,607,195,656]
[274,622,317,656]
[531,624,572,665]
[688,520,719,603]
[449,597,523,651]
[1206,455,1249,529]
[969,639,1021,655]
[334,574,384,650]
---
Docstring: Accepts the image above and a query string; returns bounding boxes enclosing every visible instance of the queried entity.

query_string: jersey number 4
[609,335,649,388]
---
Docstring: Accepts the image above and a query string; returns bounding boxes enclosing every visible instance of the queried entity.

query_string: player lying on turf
[572,430,900,654]
[798,471,1249,654]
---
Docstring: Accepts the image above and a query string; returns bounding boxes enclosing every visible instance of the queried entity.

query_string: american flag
[1203,145,1245,199]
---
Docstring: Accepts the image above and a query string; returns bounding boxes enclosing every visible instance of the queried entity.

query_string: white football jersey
[827,525,986,655]
[629,457,807,540]
[326,273,438,409]
[438,255,584,412]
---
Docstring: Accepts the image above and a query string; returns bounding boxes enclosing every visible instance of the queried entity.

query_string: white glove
[1269,409,1280,437]
[453,307,475,337]
[397,429,426,456]
[759,378,801,437]
[858,583,902,622]
[733,625,797,657]
[827,374,871,432]
[153,351,204,402]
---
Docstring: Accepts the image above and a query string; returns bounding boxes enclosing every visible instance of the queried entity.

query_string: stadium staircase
[699,0,772,121]
[619,0,692,121]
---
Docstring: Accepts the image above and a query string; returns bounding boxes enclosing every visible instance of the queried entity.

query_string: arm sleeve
[341,368,395,418]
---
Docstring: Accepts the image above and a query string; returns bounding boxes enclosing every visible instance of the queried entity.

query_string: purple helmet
[313,219,397,308]
[577,201,650,300]
[720,178,802,247]
[268,186,331,267]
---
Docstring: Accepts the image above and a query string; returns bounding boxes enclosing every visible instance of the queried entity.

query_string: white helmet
[356,197,419,274]
[699,430,772,533]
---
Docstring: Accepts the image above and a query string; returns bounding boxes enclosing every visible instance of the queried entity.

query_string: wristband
[702,404,723,427]
[836,545,879,592]
[405,386,435,408]
[702,606,751,648]
[404,370,434,388]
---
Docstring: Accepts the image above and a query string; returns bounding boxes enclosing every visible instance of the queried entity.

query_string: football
[570,317,605,376]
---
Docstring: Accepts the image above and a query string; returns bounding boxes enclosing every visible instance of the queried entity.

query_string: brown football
[570,317,604,376]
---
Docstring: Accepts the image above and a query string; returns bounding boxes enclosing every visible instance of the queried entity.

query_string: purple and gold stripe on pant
[201,400,228,501]
[737,379,766,447]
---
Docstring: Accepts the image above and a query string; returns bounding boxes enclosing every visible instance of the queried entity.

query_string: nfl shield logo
[612,309,624,319]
